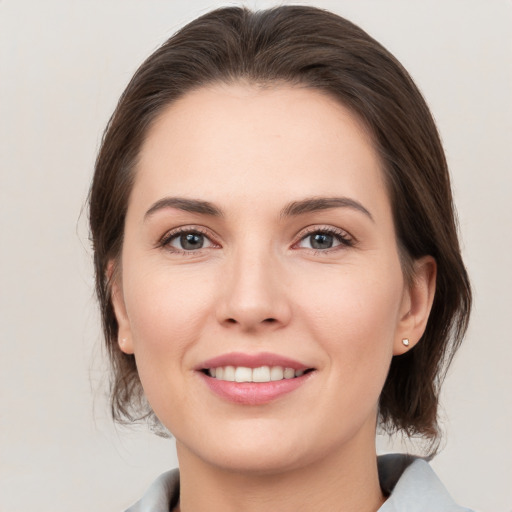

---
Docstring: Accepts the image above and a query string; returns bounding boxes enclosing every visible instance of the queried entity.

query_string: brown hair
[89,6,471,443]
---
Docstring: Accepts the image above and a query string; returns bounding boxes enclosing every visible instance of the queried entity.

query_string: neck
[176,435,385,512]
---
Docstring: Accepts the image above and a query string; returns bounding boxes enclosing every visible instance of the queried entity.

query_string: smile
[197,352,316,404]
[205,366,308,382]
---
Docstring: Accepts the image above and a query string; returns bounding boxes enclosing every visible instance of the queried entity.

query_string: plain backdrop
[1,1,511,511]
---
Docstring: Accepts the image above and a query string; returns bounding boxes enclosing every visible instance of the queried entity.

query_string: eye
[160,229,216,252]
[296,228,354,251]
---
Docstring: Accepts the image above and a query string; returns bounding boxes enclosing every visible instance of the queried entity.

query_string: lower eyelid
[295,228,354,247]
[158,227,218,250]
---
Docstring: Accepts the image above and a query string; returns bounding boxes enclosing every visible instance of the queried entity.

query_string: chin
[193,443,311,476]
[175,415,359,477]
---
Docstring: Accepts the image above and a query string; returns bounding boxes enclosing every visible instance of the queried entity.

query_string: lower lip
[199,372,313,405]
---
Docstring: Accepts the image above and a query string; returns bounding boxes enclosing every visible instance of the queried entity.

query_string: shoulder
[123,456,474,512]
[124,468,179,512]
[377,454,474,512]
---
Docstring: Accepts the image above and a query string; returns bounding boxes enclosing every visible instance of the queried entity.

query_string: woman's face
[112,84,428,473]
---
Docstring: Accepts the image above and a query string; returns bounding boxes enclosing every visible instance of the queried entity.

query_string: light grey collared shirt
[125,454,474,512]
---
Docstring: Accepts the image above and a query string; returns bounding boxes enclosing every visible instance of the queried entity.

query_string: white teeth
[283,367,295,379]
[223,366,235,382]
[270,366,284,381]
[207,365,308,382]
[235,366,252,382]
[252,366,271,382]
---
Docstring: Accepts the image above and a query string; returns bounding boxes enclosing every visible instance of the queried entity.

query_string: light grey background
[1,1,511,511]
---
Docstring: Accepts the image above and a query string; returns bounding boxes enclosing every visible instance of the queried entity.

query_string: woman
[89,6,472,511]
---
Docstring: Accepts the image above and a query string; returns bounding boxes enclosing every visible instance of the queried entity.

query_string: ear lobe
[394,256,437,355]
[108,260,134,355]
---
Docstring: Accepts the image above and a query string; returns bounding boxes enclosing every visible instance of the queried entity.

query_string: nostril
[222,316,280,327]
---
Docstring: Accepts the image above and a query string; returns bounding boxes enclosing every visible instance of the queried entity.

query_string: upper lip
[197,352,312,371]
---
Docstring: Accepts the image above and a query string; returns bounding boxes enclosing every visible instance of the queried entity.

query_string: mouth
[197,351,316,382]
[196,352,316,404]
[201,365,314,382]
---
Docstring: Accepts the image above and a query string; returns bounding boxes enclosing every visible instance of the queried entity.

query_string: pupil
[311,233,333,249]
[181,233,203,250]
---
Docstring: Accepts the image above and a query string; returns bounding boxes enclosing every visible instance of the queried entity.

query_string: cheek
[122,264,215,363]
[296,262,404,376]
[120,266,218,422]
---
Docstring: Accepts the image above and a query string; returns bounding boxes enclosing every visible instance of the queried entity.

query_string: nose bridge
[218,237,290,330]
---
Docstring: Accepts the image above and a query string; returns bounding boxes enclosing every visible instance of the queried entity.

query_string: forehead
[134,83,388,212]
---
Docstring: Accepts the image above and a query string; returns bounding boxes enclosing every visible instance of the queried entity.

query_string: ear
[107,260,134,355]
[394,256,437,355]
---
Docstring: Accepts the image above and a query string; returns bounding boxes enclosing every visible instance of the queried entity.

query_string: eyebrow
[144,195,373,222]
[280,197,374,221]
[144,197,223,220]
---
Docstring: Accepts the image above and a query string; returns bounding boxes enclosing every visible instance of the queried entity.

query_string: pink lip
[197,351,310,371]
[196,352,315,405]
[198,372,314,405]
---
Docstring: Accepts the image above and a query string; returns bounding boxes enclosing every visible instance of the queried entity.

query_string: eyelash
[157,225,355,255]
[293,226,355,253]
[158,226,219,255]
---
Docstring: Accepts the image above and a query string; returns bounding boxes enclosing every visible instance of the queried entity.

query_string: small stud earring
[402,338,410,347]
[120,337,127,345]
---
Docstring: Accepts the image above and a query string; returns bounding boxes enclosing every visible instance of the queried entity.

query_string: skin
[112,84,436,512]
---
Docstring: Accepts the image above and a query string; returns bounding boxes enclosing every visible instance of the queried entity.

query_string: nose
[216,246,292,332]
